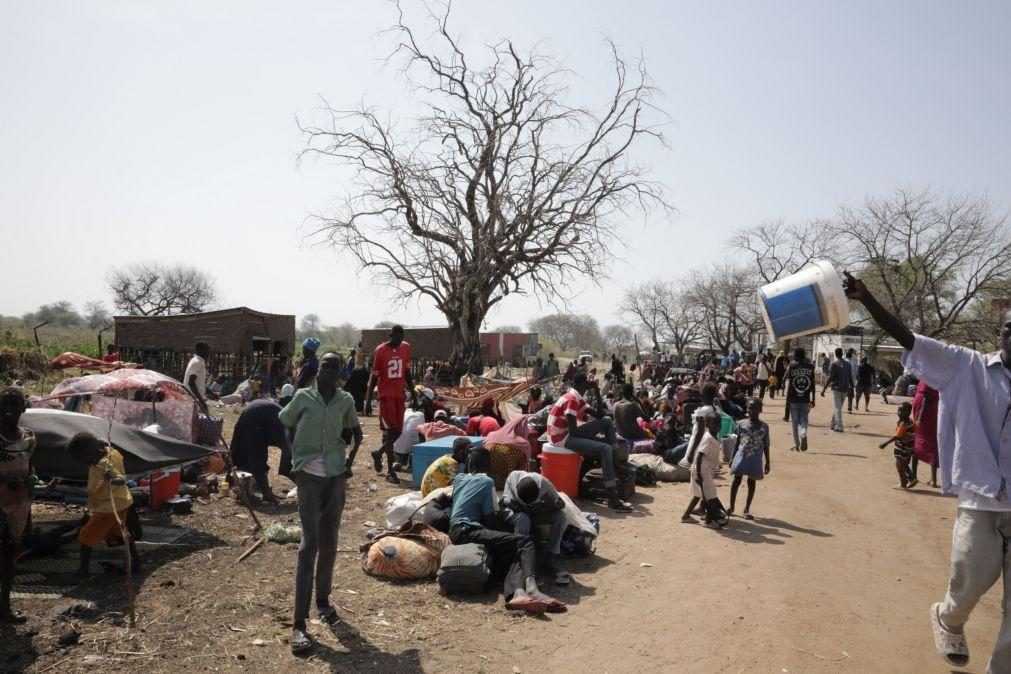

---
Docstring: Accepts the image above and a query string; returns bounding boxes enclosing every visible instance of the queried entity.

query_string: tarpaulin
[48,352,139,372]
[41,369,192,401]
[21,409,215,481]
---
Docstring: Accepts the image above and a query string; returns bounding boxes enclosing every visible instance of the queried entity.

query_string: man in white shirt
[185,342,210,414]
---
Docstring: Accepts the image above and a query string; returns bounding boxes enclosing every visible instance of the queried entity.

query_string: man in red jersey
[366,325,416,484]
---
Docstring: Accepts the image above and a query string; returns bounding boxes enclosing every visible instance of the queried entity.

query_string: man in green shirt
[279,352,362,654]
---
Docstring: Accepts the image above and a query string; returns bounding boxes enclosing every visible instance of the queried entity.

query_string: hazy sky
[3,1,1010,331]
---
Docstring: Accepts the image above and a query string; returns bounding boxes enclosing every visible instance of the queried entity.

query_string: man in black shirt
[855,356,875,411]
[784,348,816,452]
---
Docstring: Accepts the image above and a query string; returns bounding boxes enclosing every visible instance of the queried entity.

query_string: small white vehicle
[577,352,594,364]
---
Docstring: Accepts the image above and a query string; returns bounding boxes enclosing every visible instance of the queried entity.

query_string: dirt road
[9,394,998,673]
[424,393,995,674]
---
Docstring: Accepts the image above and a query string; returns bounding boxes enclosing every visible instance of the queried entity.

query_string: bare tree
[655,283,704,361]
[839,189,1011,338]
[602,324,633,353]
[490,325,522,333]
[687,265,759,354]
[108,263,217,316]
[729,219,842,285]
[83,301,110,329]
[301,3,670,372]
[299,313,323,335]
[622,280,669,350]
[529,313,601,352]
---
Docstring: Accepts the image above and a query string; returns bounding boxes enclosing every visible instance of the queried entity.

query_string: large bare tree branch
[300,2,671,369]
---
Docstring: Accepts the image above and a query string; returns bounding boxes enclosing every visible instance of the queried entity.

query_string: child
[878,402,918,490]
[728,398,771,520]
[681,413,723,528]
[66,432,141,577]
[0,386,35,623]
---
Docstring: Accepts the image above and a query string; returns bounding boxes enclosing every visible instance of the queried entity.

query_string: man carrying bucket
[844,271,1011,671]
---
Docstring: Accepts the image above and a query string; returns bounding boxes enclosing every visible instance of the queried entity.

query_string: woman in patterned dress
[0,387,35,623]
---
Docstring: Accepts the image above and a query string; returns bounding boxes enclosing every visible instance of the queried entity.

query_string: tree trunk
[446,292,486,378]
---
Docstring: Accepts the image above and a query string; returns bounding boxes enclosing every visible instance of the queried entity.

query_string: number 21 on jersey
[387,358,403,379]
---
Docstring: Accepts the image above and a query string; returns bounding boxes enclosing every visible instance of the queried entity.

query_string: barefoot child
[681,413,723,527]
[0,386,35,623]
[878,402,918,489]
[66,433,141,577]
[728,398,771,520]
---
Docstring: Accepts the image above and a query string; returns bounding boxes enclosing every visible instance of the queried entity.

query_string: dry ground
[2,393,998,673]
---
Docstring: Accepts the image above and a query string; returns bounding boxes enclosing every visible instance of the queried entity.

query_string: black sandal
[318,605,340,626]
[385,472,401,485]
[291,627,312,654]
[370,450,384,474]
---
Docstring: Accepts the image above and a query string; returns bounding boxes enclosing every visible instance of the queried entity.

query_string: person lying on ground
[447,447,566,615]
[845,271,1011,670]
[230,398,290,505]
[0,386,35,623]
[727,398,770,520]
[419,409,466,442]
[878,401,918,490]
[501,471,571,586]
[681,413,723,527]
[16,515,89,563]
[66,432,141,579]
[547,373,632,512]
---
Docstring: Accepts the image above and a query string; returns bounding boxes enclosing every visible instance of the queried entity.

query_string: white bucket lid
[542,444,577,455]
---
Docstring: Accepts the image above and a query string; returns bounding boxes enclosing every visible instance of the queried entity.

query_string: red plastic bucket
[151,469,181,510]
[540,445,582,500]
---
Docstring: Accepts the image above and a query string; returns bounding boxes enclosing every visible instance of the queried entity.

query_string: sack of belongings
[361,521,450,581]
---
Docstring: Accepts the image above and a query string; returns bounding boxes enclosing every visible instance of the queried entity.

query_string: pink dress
[0,427,35,543]
[912,382,939,467]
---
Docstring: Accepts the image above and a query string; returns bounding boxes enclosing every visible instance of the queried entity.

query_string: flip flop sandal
[385,473,401,485]
[545,599,568,613]
[553,571,572,586]
[931,602,969,666]
[681,516,699,524]
[609,499,632,512]
[506,597,549,615]
[370,450,384,474]
[291,628,312,654]
[744,513,755,520]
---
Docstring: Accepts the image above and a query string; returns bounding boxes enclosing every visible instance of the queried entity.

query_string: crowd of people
[7,287,1009,672]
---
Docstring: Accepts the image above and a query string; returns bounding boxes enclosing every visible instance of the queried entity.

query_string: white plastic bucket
[757,259,849,341]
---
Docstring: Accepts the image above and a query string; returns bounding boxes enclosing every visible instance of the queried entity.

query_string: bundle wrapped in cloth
[360,521,450,581]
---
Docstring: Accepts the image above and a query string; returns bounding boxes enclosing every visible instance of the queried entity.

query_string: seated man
[448,448,566,615]
[546,373,632,512]
[612,383,647,440]
[501,470,571,586]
